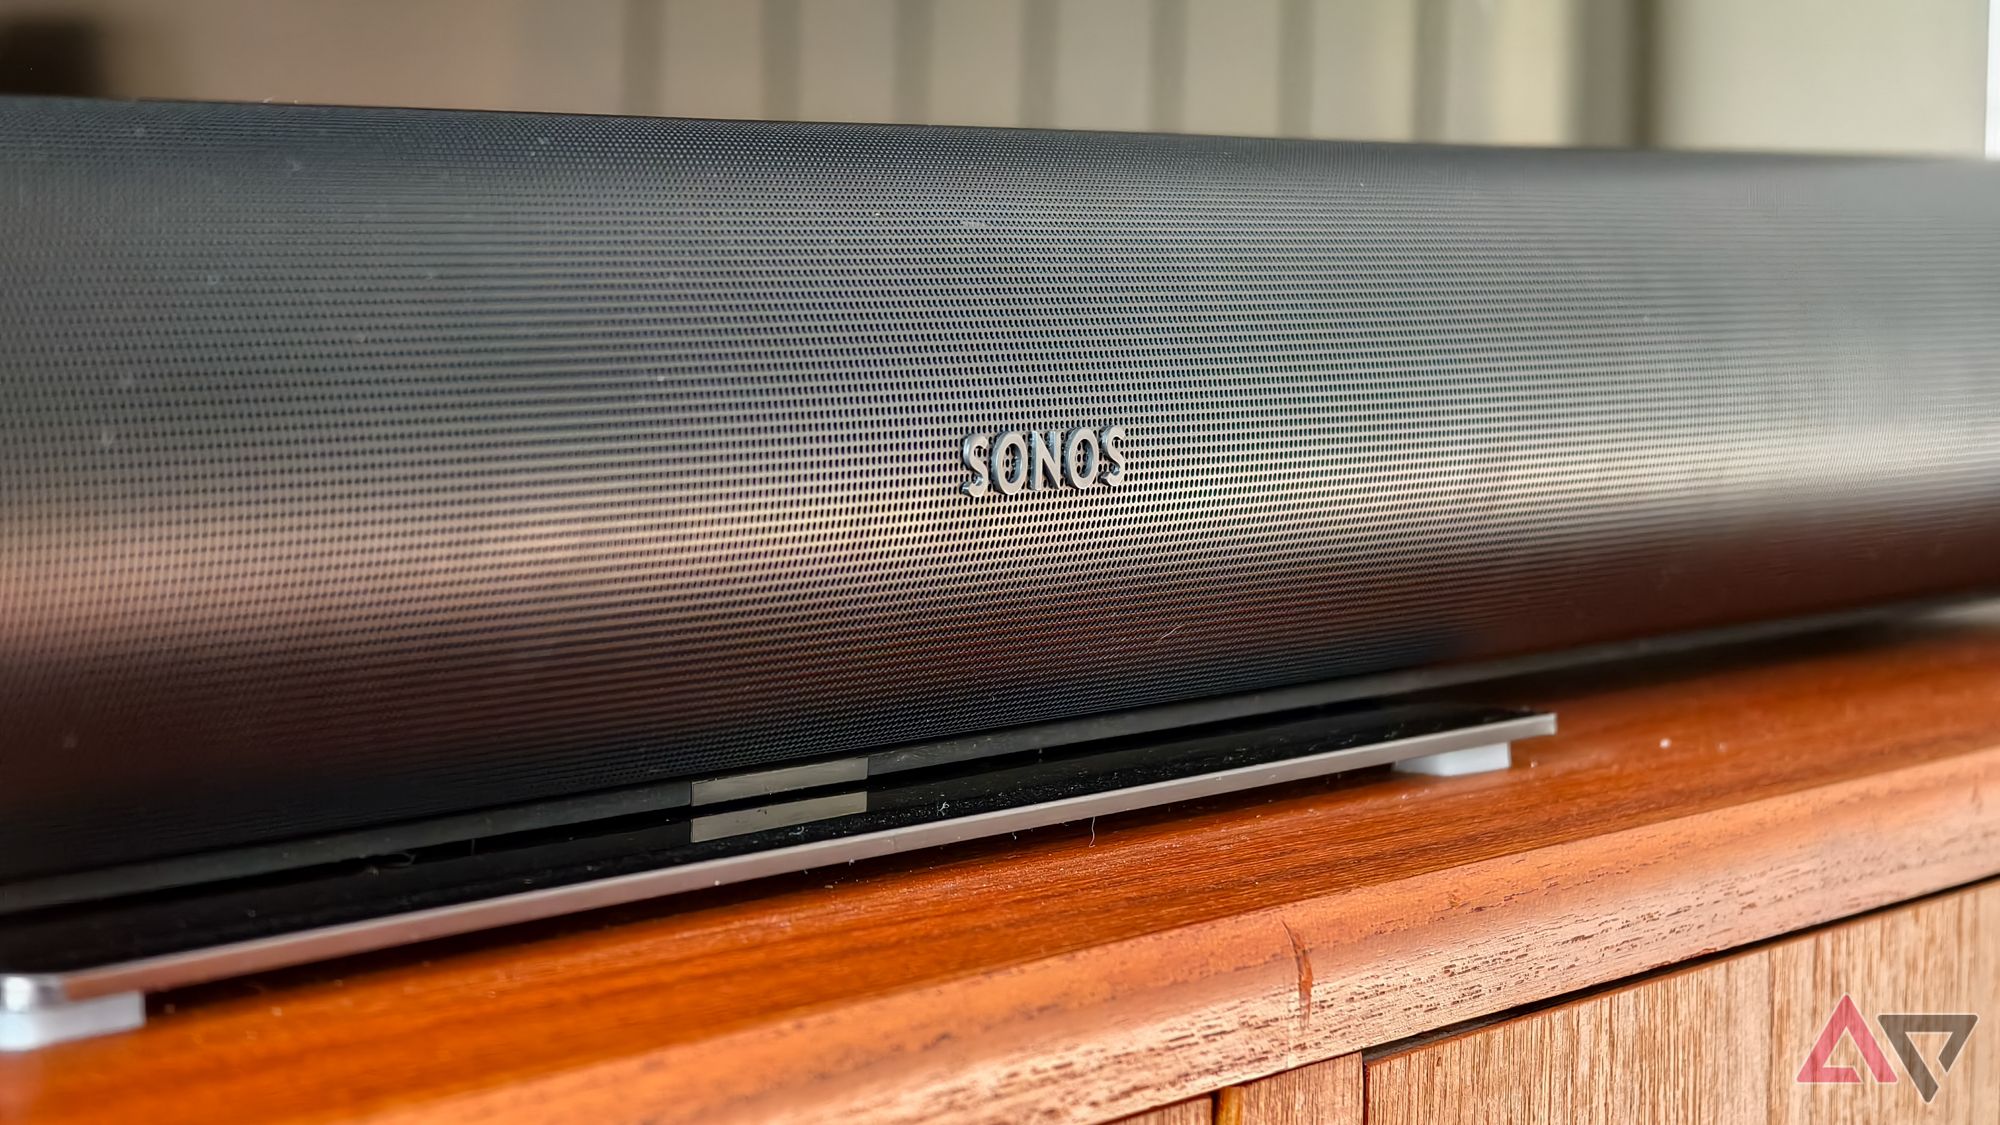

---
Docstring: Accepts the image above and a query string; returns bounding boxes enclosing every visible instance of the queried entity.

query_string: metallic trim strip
[691,791,869,843]
[691,758,867,806]
[26,712,1553,1003]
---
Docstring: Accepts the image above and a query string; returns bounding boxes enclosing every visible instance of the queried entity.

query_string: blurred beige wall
[1654,0,1987,155]
[0,0,1989,155]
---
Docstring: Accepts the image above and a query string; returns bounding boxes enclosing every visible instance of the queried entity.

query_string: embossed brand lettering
[961,425,1127,497]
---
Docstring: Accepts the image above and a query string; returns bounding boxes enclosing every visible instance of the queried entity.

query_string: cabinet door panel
[1216,1053,1362,1124]
[1768,881,1999,1125]
[1367,881,1998,1125]
[1366,954,1767,1124]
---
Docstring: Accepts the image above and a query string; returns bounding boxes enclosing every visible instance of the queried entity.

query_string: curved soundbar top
[4,97,1999,881]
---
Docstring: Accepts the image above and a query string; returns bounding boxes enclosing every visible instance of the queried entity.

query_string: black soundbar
[5,96,2000,887]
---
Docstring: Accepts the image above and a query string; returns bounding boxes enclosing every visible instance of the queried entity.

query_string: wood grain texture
[8,619,2000,1125]
[1107,1097,1211,1125]
[1366,881,2000,1124]
[1366,944,1771,1123]
[1216,1053,1361,1124]
[1769,882,2000,1124]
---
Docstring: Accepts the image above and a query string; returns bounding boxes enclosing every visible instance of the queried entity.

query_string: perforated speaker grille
[5,98,2000,880]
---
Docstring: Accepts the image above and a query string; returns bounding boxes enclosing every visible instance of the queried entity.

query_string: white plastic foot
[1392,741,1512,777]
[0,979,145,1050]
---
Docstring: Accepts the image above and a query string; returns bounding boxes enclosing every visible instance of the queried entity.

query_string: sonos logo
[961,425,1128,497]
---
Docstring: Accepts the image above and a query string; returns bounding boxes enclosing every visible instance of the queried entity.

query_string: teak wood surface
[7,614,2000,1124]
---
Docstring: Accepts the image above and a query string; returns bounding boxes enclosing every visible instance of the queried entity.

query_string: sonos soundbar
[5,96,2000,899]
